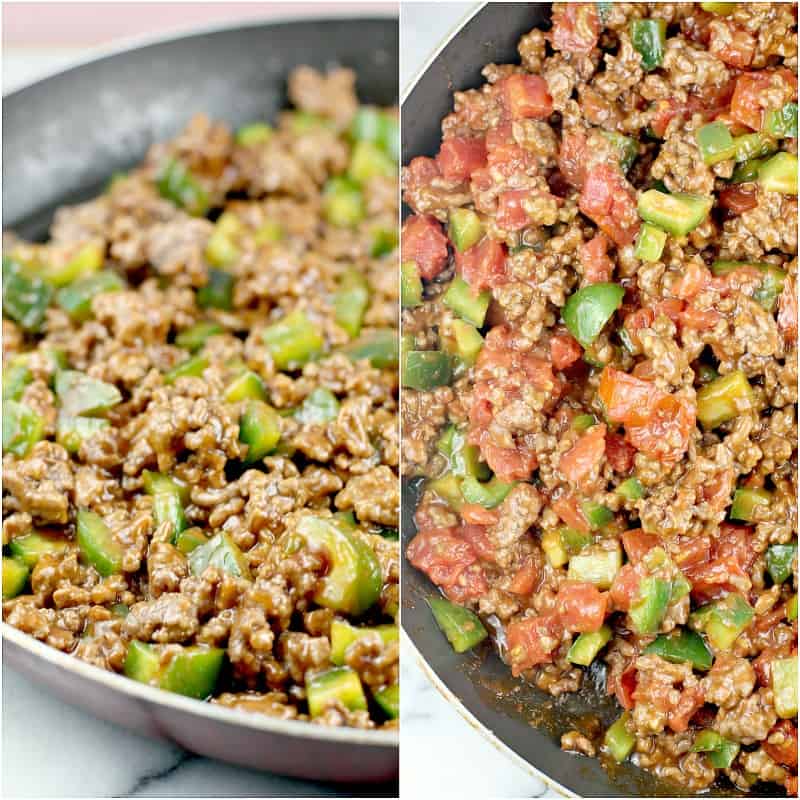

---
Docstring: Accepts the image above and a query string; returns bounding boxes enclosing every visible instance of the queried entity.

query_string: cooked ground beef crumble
[3,66,399,729]
[403,3,797,793]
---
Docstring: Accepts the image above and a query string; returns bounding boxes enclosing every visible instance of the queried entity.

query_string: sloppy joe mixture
[3,67,399,729]
[403,3,797,791]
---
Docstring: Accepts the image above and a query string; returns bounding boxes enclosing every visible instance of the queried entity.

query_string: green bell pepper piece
[55,370,121,416]
[644,628,713,670]
[766,542,797,585]
[295,516,382,616]
[447,320,484,367]
[3,362,32,403]
[631,18,666,70]
[759,152,798,194]
[460,476,514,509]
[330,619,399,665]
[164,355,208,385]
[696,121,736,165]
[562,283,625,348]
[370,226,398,258]
[788,594,798,621]
[197,268,234,310]
[572,413,597,432]
[44,241,104,287]
[568,547,622,590]
[637,190,713,236]
[348,140,395,182]
[560,527,592,555]
[262,310,324,370]
[401,261,423,308]
[3,401,44,456]
[732,132,777,163]
[143,470,188,537]
[2,256,52,332]
[156,158,209,216]
[731,157,768,184]
[689,593,754,650]
[568,625,612,666]
[427,473,465,511]
[253,220,284,245]
[617,477,644,501]
[77,509,123,577]
[334,269,370,339]
[288,111,330,134]
[633,223,667,262]
[696,370,754,429]
[175,321,223,352]
[403,350,452,390]
[772,656,798,718]
[3,556,29,600]
[322,177,365,228]
[730,487,771,522]
[448,208,484,253]
[438,426,490,481]
[224,370,267,403]
[239,400,281,462]
[373,683,399,719]
[763,102,798,139]
[541,529,569,568]
[188,531,251,579]
[55,269,126,321]
[235,122,272,146]
[340,330,399,368]
[629,576,671,635]
[582,501,614,530]
[349,107,398,160]
[701,2,736,12]
[605,713,635,762]
[601,131,638,173]
[295,387,340,425]
[306,666,367,718]
[125,641,224,700]
[175,529,208,555]
[56,413,109,453]
[443,277,490,328]
[8,530,68,568]
[692,730,740,768]
[428,597,488,653]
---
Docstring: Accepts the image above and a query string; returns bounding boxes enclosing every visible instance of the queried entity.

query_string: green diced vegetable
[56,413,109,453]
[143,470,188,537]
[439,426,490,480]
[568,547,622,589]
[175,321,223,352]
[448,208,484,253]
[8,530,68,568]
[449,319,484,367]
[295,387,340,425]
[349,140,395,182]
[766,542,797,585]
[123,640,161,685]
[55,370,121,416]
[701,2,736,12]
[617,477,644,501]
[370,226,398,258]
[223,370,267,403]
[197,268,234,310]
[76,509,123,577]
[460,475,514,509]
[175,529,208,555]
[55,270,126,321]
[572,413,596,432]
[340,330,399,368]
[542,529,569,568]
[730,487,771,522]
[289,111,330,134]
[156,157,209,216]
[330,619,399,665]
[692,730,740,769]
[631,18,666,70]
[188,531,251,580]
[696,369,754,429]
[334,269,370,339]
[560,527,592,555]
[2,556,29,600]
[322,177,365,228]
[568,625,612,666]
[306,666,367,718]
[235,122,272,146]
[637,190,713,236]
[562,283,625,348]
[772,656,797,718]
[601,131,638,173]
[763,102,798,139]
[2,256,53,332]
[3,362,32,403]
[759,152,798,194]
[634,223,667,262]
[644,628,713,670]
[403,350,452,390]
[262,310,324,371]
[239,400,281,462]
[629,576,671,635]
[3,401,44,456]
[44,241,104,287]
[427,473,464,510]
[164,355,208,385]
[401,261,423,309]
[605,713,635,762]
[428,596,488,653]
[696,122,736,165]
[443,277,490,328]
[350,107,398,161]
[294,516,381,615]
[582,501,614,530]
[373,683,399,719]
[731,157,768,184]
[713,261,790,313]
[253,221,284,245]
[788,594,798,621]
[689,593,754,650]
[732,132,776,163]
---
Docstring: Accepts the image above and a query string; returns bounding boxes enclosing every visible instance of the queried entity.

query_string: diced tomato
[509,557,540,596]
[718,184,758,216]
[436,136,488,182]
[486,142,535,177]
[683,523,754,602]
[680,305,723,331]
[406,527,478,589]
[556,581,608,633]
[580,233,614,284]
[667,684,705,733]
[709,21,756,68]
[558,130,588,188]
[486,123,515,150]
[506,613,563,675]
[598,367,658,426]
[550,3,600,54]
[785,776,798,797]
[673,534,711,572]
[778,276,798,345]
[559,423,607,490]
[716,522,757,572]
[613,665,638,710]
[621,530,660,564]
[623,299,686,342]
[479,441,539,482]
[672,260,711,301]
[550,329,583,370]
[605,432,636,474]
[551,492,591,534]
[625,393,695,464]
[578,164,640,247]
[764,720,799,769]
[445,563,489,603]
[496,189,532,231]
[609,563,644,611]
[500,74,553,120]
[460,503,500,526]
[401,214,449,280]
[731,72,775,131]
[701,469,735,513]
[456,237,508,291]
[458,523,496,563]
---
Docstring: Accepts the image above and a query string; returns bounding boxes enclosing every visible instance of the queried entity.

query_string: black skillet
[401,3,778,796]
[3,16,398,784]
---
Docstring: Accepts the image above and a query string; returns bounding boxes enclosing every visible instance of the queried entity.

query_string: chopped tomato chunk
[458,523,496,563]
[621,530,660,564]
[403,156,440,198]
[578,164,640,247]
[683,523,755,602]
[506,613,563,675]
[445,563,489,603]
[558,130,588,188]
[496,189,532,231]
[406,527,477,588]
[718,184,757,216]
[625,393,695,465]
[556,581,608,633]
[436,136,487,182]
[401,214,449,279]
[709,21,755,68]
[605,432,636,474]
[579,233,614,283]
[672,260,711,301]
[501,73,553,120]
[455,237,508,291]
[552,492,591,534]
[667,684,705,733]
[559,423,607,490]
[550,329,583,370]
[508,557,540,596]
[486,142,535,176]
[731,72,775,131]
[551,3,600,54]
[460,503,500,526]
[612,665,637,710]
[609,563,644,612]
[598,367,658,425]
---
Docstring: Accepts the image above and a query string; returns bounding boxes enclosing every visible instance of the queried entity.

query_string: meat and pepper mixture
[402,3,797,791]
[2,66,400,729]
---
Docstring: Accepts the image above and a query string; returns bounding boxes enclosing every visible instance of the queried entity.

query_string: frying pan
[400,4,778,797]
[2,16,398,783]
